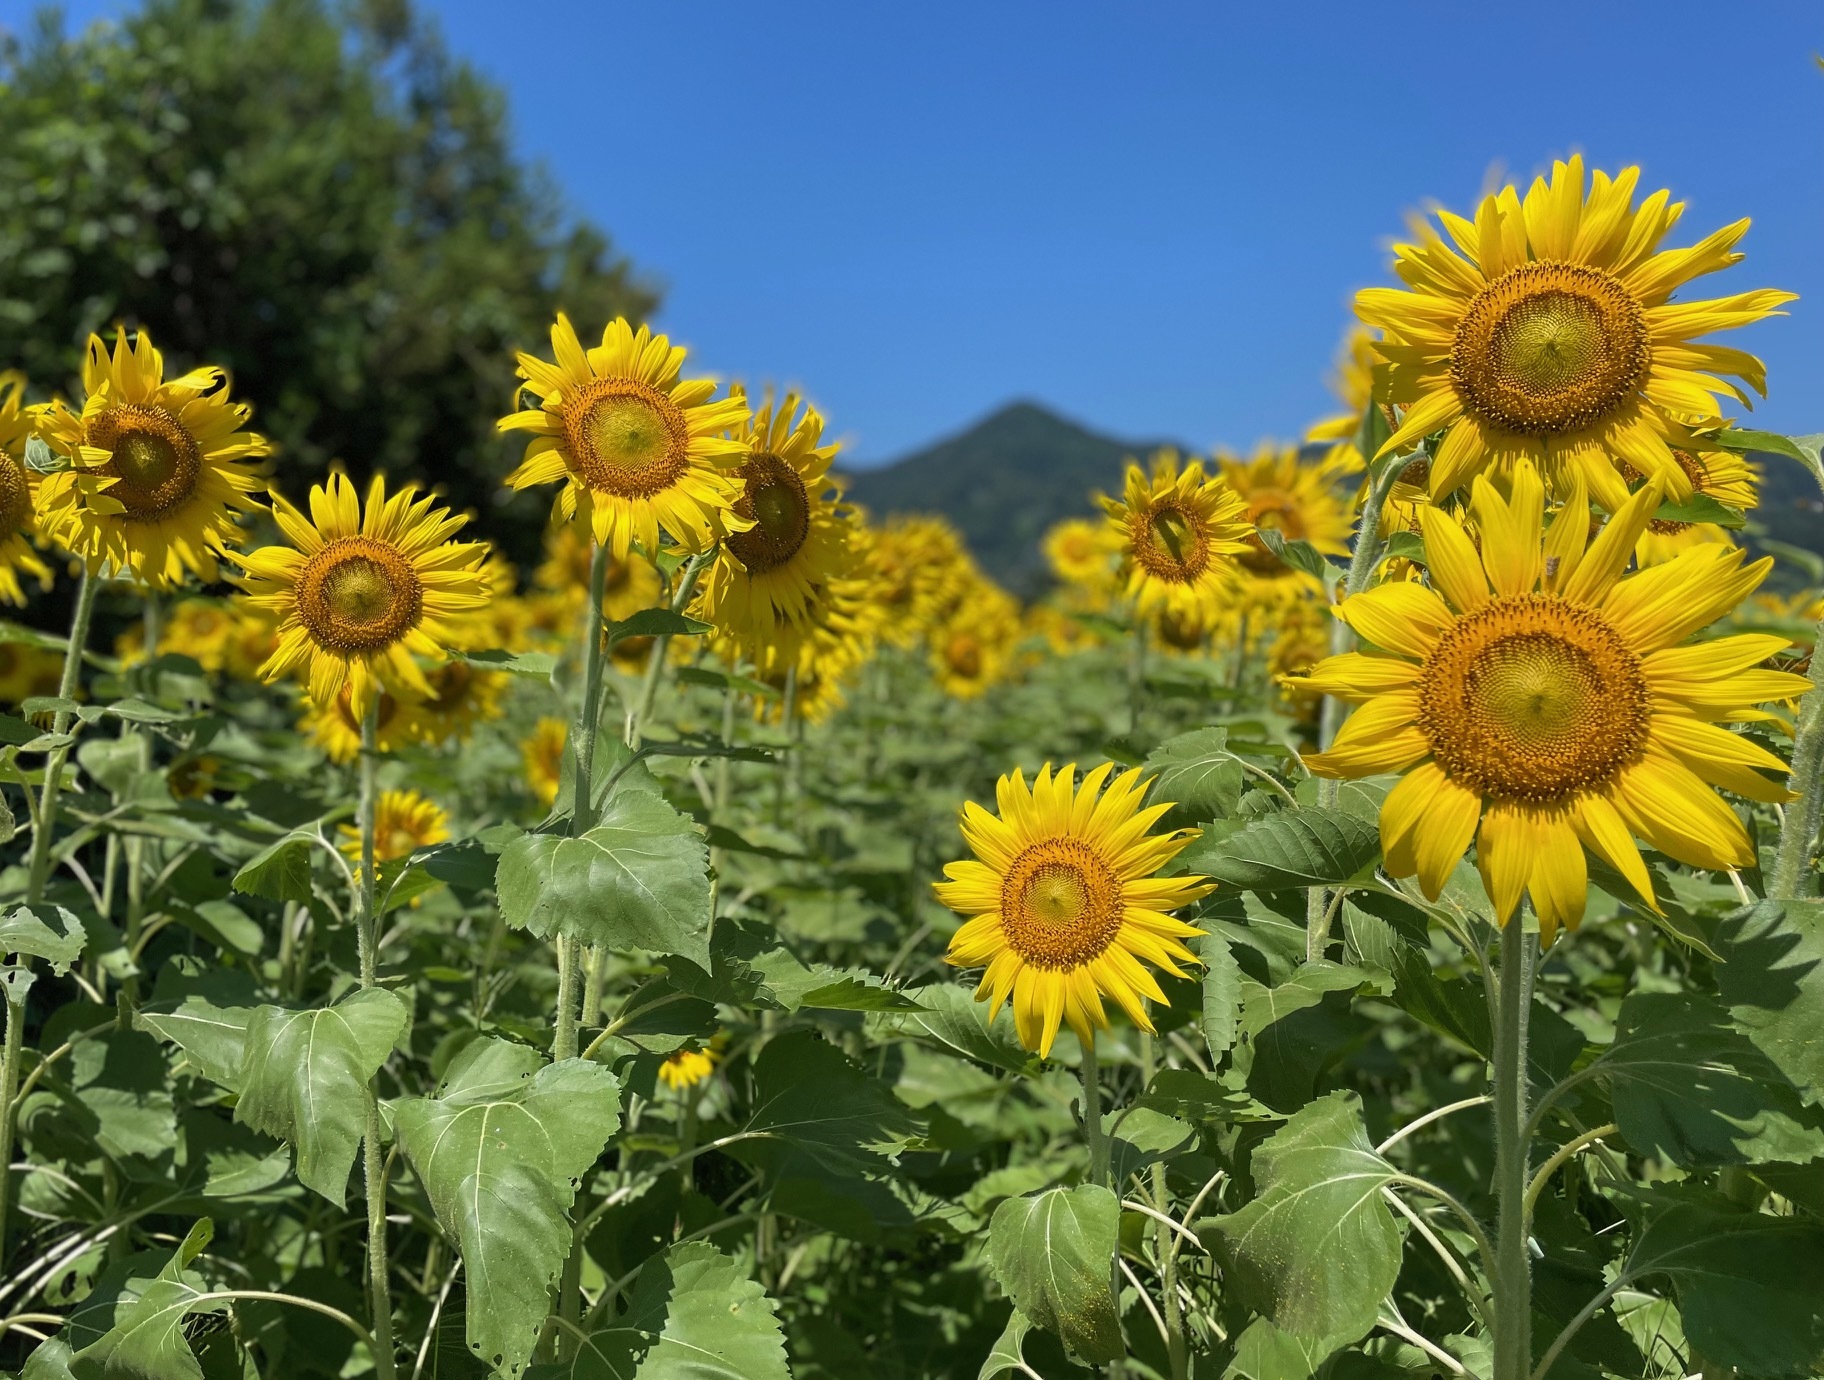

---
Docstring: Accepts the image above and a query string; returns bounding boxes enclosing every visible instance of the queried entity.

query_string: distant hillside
[842,402,1181,595]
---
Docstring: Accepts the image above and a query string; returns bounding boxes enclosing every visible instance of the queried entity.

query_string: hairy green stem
[0,975,23,1267]
[121,592,163,1016]
[24,571,99,906]
[552,938,581,1062]
[1491,916,1537,1380]
[625,550,710,753]
[1081,1037,1107,1187]
[354,695,396,1379]
[1127,617,1147,738]
[572,541,613,827]
[1140,1032,1186,1379]
[1768,636,1824,898]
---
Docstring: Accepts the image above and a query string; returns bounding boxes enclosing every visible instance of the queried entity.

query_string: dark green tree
[0,0,658,567]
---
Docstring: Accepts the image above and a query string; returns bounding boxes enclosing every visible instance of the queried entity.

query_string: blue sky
[26,0,1824,464]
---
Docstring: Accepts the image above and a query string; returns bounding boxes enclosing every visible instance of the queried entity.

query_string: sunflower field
[3,156,1824,1380]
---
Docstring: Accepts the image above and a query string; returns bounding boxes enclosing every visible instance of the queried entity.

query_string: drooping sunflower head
[0,373,52,607]
[1358,157,1795,509]
[338,789,451,882]
[1289,459,1806,943]
[499,315,752,558]
[699,388,854,645]
[935,762,1214,1057]
[1214,444,1355,590]
[36,327,271,587]
[1100,451,1252,617]
[235,471,491,713]
[522,716,568,807]
[1625,443,1759,566]
[1042,517,1121,592]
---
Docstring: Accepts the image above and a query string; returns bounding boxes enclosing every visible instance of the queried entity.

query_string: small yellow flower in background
[36,327,271,587]
[339,788,450,872]
[867,515,975,648]
[0,373,52,606]
[1215,444,1353,597]
[1288,459,1808,944]
[1042,517,1121,591]
[1358,156,1794,507]
[167,754,222,801]
[300,686,425,764]
[537,520,664,624]
[930,584,1020,700]
[499,315,751,559]
[411,660,507,744]
[658,1041,722,1092]
[1630,445,1758,566]
[1304,327,1381,474]
[234,472,490,713]
[522,716,568,807]
[116,597,240,671]
[1101,449,1252,620]
[935,763,1213,1057]
[0,639,63,707]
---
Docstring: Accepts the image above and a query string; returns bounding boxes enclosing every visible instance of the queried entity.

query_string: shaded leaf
[1713,900,1824,1107]
[985,1184,1122,1364]
[231,830,317,903]
[0,903,86,973]
[741,1030,919,1171]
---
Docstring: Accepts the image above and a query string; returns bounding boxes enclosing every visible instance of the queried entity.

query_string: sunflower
[0,639,63,707]
[1024,602,1103,658]
[1358,157,1795,508]
[1305,327,1382,473]
[167,754,222,801]
[220,605,281,682]
[117,597,241,671]
[935,763,1214,1056]
[0,373,51,606]
[658,1040,722,1092]
[522,716,568,807]
[338,789,450,880]
[866,515,975,648]
[410,659,507,744]
[1042,517,1121,592]
[235,472,490,713]
[536,520,665,621]
[35,327,270,587]
[1102,451,1252,620]
[1629,444,1759,566]
[931,584,1021,699]
[499,315,751,558]
[1215,444,1354,597]
[697,388,854,646]
[300,686,424,764]
[1287,460,1807,943]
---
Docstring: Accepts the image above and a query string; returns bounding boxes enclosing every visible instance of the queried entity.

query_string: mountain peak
[841,401,1178,595]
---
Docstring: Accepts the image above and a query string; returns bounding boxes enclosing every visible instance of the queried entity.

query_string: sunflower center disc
[1450,261,1649,436]
[945,634,982,679]
[91,404,203,520]
[0,454,28,535]
[297,537,424,652]
[1137,502,1209,583]
[1417,593,1649,803]
[1001,839,1124,969]
[562,378,690,497]
[426,660,472,711]
[727,455,811,573]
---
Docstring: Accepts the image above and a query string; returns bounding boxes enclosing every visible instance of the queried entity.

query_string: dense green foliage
[0,0,656,565]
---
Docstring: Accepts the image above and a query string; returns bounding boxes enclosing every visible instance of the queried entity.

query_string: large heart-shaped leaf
[1144,727,1246,825]
[496,790,712,966]
[393,1039,623,1378]
[985,1184,1122,1365]
[1712,900,1824,1106]
[1203,1092,1401,1344]
[234,988,408,1203]
[741,1030,919,1171]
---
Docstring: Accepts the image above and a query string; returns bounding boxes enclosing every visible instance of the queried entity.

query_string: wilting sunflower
[698,388,853,647]
[300,686,423,764]
[1288,460,1806,943]
[1305,327,1381,473]
[0,374,51,606]
[499,315,751,558]
[36,327,270,587]
[235,472,491,713]
[1358,157,1795,508]
[522,716,568,807]
[1629,444,1758,566]
[338,789,450,882]
[658,1040,722,1091]
[1215,444,1354,597]
[1043,517,1121,592]
[1102,451,1252,619]
[935,763,1214,1056]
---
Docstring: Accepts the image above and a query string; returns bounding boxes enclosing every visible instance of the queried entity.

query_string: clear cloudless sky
[23,0,1824,464]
